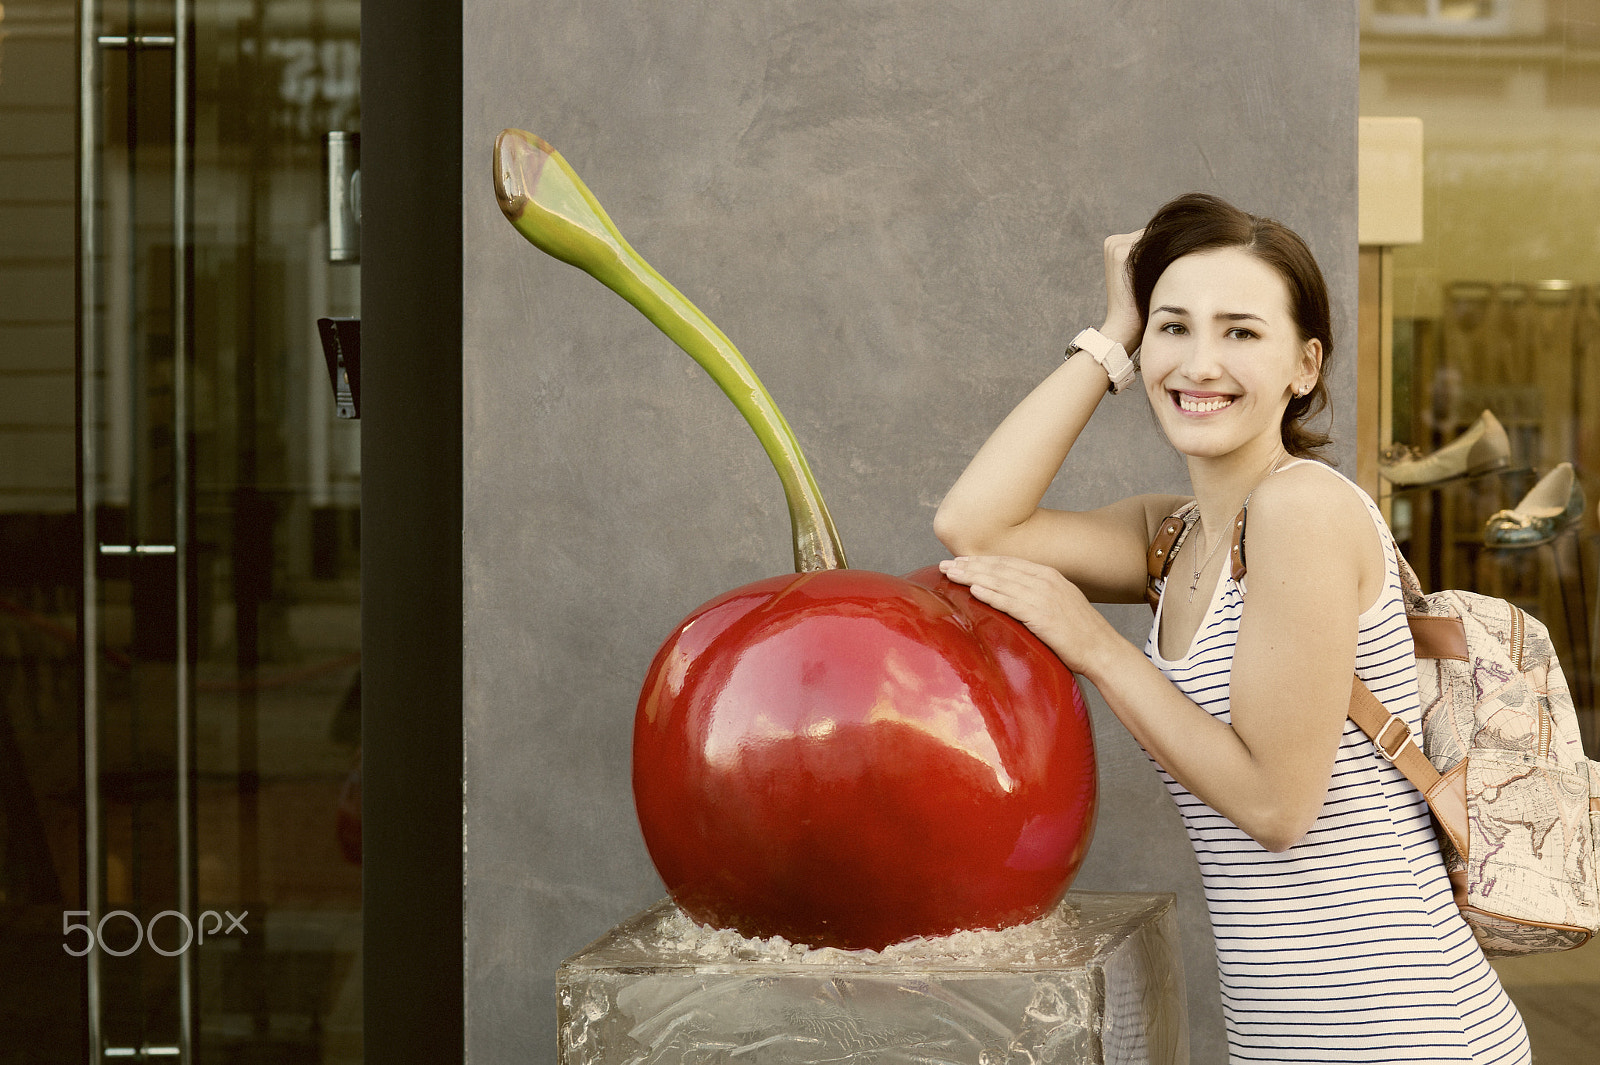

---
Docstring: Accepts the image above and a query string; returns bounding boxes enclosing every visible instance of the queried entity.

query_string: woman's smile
[1172,390,1236,415]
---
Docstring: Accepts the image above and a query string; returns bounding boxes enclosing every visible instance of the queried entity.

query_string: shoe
[1379,410,1511,486]
[1484,462,1585,548]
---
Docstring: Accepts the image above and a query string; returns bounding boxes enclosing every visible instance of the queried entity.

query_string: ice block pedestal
[557,891,1187,1065]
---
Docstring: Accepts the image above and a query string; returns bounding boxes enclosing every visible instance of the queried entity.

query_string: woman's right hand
[1101,230,1144,353]
[938,555,1121,676]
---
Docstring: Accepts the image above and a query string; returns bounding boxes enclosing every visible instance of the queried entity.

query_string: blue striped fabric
[1144,462,1530,1063]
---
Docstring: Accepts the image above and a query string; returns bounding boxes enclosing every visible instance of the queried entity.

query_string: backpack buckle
[1374,717,1415,763]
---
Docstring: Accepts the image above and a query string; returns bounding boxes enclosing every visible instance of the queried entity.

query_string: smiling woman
[1138,245,1321,464]
[935,192,1533,1063]
[1128,192,1334,462]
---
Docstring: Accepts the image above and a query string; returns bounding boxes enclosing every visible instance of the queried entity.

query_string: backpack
[1148,503,1600,957]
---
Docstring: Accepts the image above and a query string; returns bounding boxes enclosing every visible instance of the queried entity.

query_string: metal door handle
[98,544,178,556]
[104,1047,181,1059]
[97,35,177,48]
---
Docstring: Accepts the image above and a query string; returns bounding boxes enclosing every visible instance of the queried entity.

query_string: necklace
[1183,451,1291,603]
[1185,513,1231,603]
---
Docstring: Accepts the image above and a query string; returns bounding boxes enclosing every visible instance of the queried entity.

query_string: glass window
[1362,3,1600,1048]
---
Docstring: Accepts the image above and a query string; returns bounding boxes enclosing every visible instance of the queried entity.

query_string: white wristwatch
[1065,327,1138,394]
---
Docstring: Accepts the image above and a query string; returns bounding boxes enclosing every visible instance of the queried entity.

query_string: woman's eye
[1226,327,1257,340]
[1160,322,1186,335]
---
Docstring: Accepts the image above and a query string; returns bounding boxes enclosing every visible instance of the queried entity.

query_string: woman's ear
[1299,337,1323,391]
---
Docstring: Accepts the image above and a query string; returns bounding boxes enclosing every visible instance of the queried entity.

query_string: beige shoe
[1380,410,1511,487]
[1484,462,1585,548]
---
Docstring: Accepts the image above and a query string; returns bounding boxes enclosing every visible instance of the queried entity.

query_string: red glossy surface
[633,566,1097,950]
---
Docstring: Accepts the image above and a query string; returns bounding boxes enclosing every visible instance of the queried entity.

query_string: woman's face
[1138,245,1320,462]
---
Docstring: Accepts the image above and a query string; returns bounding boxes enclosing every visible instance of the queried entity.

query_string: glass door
[76,1,363,1061]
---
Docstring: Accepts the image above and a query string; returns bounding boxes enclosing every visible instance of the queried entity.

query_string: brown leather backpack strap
[1229,507,1248,582]
[1347,676,1469,858]
[1147,512,1187,611]
[1147,503,1251,609]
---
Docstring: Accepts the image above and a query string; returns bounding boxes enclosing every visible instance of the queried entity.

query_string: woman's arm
[934,233,1181,603]
[941,467,1382,851]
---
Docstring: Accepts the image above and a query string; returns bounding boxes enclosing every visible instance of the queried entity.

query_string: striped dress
[1144,461,1530,1063]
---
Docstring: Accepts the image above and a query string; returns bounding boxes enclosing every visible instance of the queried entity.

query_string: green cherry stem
[494,129,847,573]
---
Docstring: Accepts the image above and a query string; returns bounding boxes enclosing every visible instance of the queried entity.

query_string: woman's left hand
[938,555,1115,676]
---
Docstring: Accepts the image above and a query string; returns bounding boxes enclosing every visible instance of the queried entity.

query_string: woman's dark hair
[1127,192,1333,459]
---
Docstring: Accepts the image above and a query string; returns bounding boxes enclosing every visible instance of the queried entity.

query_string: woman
[935,193,1530,1063]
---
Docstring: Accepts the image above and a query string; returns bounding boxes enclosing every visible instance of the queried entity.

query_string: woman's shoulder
[1247,460,1382,556]
[1241,461,1390,613]
[1255,458,1370,510]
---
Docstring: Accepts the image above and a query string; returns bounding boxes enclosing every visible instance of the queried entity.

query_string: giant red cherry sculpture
[496,130,1096,950]
[634,567,1095,948]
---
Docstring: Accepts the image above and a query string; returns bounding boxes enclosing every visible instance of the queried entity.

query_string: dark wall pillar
[361,2,464,1062]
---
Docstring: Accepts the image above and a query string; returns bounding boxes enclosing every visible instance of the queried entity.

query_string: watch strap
[1066,327,1138,393]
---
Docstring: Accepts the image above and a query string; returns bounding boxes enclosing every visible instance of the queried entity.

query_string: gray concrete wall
[462,3,1357,1061]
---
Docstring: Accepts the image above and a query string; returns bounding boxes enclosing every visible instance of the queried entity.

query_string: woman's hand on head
[1101,230,1145,353]
[938,555,1118,676]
